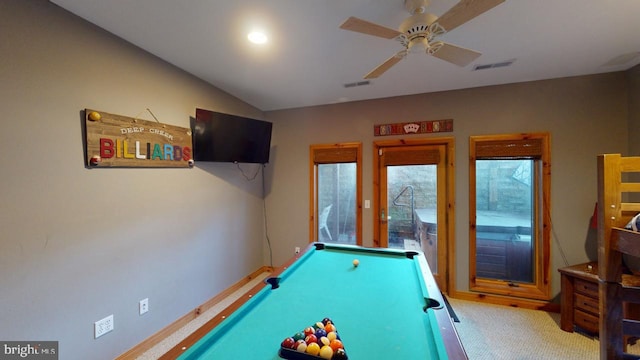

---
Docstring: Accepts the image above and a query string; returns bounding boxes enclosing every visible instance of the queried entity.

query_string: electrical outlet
[139,298,149,315]
[295,247,300,254]
[94,314,114,338]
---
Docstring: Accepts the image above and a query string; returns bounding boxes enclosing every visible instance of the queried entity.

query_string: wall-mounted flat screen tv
[192,108,272,164]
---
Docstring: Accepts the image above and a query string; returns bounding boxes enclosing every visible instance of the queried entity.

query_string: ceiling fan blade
[339,16,403,39]
[436,0,505,32]
[431,42,481,67]
[364,51,407,79]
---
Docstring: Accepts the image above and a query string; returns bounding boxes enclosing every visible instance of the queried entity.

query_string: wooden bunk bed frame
[597,154,640,360]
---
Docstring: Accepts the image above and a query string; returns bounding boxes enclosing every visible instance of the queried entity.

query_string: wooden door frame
[373,137,455,294]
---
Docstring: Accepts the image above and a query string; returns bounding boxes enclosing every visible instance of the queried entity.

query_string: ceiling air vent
[472,59,516,71]
[601,52,640,67]
[343,80,371,88]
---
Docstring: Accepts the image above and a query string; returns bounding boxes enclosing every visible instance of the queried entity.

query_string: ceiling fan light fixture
[408,36,430,54]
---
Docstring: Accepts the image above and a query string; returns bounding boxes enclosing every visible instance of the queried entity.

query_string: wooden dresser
[559,261,600,334]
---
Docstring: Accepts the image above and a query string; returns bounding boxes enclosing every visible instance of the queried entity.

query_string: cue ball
[353,259,359,267]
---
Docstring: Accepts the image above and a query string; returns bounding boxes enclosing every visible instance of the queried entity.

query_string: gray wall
[0,1,267,359]
[265,72,630,297]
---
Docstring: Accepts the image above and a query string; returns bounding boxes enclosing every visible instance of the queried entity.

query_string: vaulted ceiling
[51,0,640,111]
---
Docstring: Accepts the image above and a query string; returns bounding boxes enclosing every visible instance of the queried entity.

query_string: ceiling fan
[339,0,505,79]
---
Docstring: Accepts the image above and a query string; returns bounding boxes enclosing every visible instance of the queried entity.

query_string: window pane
[475,159,534,283]
[318,163,357,244]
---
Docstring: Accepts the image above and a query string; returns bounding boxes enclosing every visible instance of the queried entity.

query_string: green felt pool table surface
[164,243,466,359]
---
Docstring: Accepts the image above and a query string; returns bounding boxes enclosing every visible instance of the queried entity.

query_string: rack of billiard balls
[279,318,348,360]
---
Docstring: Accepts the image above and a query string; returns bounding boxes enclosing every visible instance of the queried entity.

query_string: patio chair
[319,204,332,241]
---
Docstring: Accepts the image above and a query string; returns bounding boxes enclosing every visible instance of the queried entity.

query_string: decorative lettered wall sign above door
[84,109,193,168]
[374,119,453,136]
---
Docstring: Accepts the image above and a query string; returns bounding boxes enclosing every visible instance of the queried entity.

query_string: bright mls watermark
[1,342,58,359]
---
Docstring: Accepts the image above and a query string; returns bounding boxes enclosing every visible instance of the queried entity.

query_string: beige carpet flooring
[449,297,640,360]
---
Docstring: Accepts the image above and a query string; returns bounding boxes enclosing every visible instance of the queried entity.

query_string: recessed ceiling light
[247,31,268,44]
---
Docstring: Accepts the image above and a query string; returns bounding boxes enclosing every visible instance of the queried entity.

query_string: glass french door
[376,143,448,291]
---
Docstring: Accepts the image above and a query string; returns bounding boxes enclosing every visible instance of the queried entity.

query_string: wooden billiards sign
[84,109,193,168]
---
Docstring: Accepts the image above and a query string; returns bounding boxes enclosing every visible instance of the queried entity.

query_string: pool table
[160,243,467,359]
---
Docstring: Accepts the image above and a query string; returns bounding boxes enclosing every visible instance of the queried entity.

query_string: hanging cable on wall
[261,165,273,268]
